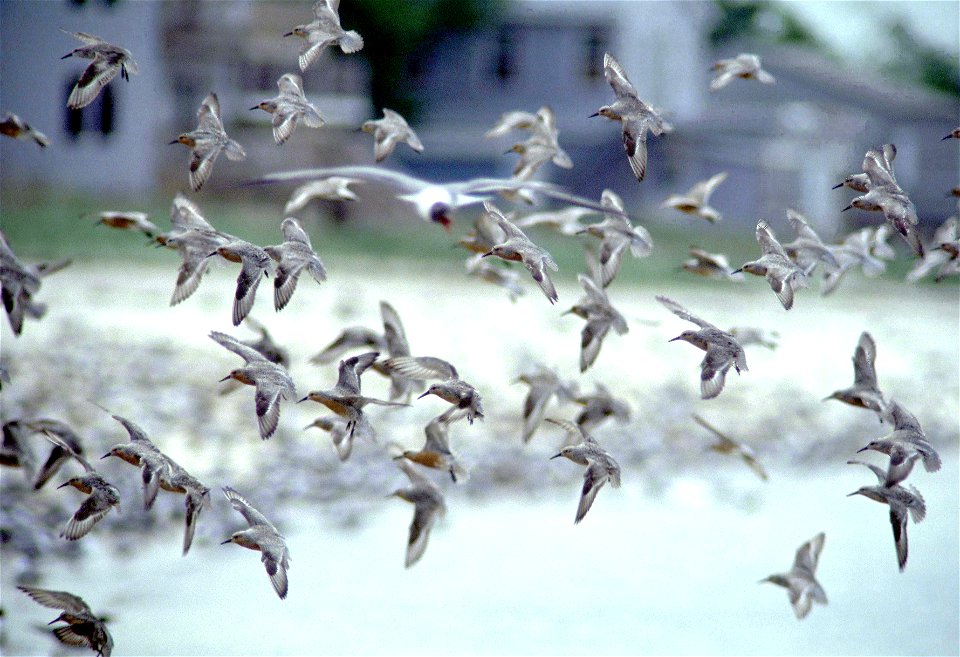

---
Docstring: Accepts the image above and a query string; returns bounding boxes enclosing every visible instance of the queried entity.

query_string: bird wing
[63,492,115,540]
[255,385,283,439]
[544,418,588,445]
[271,109,300,145]
[890,508,908,571]
[222,486,276,529]
[17,586,92,614]
[656,294,714,329]
[765,270,795,310]
[262,543,290,599]
[68,59,122,109]
[383,355,458,381]
[380,300,410,357]
[188,145,220,192]
[406,501,439,568]
[526,256,559,304]
[197,92,224,132]
[862,144,898,188]
[575,460,609,523]
[280,216,312,247]
[852,331,878,388]
[232,259,266,326]
[756,220,789,258]
[210,330,266,365]
[277,72,305,97]
[794,531,826,574]
[603,52,638,98]
[422,416,452,454]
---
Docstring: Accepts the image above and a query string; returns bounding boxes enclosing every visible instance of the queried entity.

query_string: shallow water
[2,457,957,656]
[1,259,958,655]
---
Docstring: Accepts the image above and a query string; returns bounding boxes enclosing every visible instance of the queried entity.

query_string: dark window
[63,78,116,139]
[493,27,517,82]
[584,26,608,80]
[67,0,118,8]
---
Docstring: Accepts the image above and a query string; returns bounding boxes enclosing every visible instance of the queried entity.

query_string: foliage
[884,19,960,98]
[709,0,823,48]
[338,0,505,119]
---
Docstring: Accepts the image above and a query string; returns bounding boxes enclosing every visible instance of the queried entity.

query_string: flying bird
[248,165,628,231]
[591,52,671,181]
[547,419,621,524]
[18,586,114,657]
[481,201,559,303]
[0,111,50,147]
[710,53,775,91]
[210,331,296,439]
[222,486,291,599]
[734,220,813,310]
[170,92,246,191]
[389,458,447,568]
[263,217,327,311]
[250,73,325,145]
[284,0,364,71]
[576,189,653,287]
[657,295,747,400]
[43,430,120,541]
[823,331,888,418]
[61,30,138,110]
[361,108,424,163]
[564,272,629,372]
[692,414,768,481]
[759,532,827,619]
[847,464,926,572]
[660,172,728,223]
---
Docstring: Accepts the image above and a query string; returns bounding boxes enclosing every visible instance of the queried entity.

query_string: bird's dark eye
[429,203,450,224]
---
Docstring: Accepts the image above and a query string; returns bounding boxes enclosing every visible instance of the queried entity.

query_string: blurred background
[1,0,958,235]
[1,1,958,656]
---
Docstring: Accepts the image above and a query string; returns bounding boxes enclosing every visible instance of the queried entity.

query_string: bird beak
[831,182,844,189]
[549,452,563,459]
[846,491,860,497]
[297,395,309,403]
[417,391,430,399]
[668,336,682,342]
[249,106,259,111]
[588,111,599,118]
[218,374,232,383]
[283,31,294,37]
[856,446,868,453]
[100,452,112,460]
[730,268,743,275]
[220,538,232,545]
[840,204,852,212]
[56,481,69,489]
[480,250,493,258]
[503,148,514,155]
[168,139,179,145]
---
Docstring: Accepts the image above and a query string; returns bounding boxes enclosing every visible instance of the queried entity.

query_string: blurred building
[1,0,168,194]
[0,0,370,198]
[409,0,958,233]
[1,0,956,234]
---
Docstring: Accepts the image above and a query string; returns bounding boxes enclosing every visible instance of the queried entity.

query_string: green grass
[0,189,953,290]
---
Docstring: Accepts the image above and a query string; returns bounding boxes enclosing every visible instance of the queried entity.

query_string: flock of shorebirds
[1,1,957,653]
